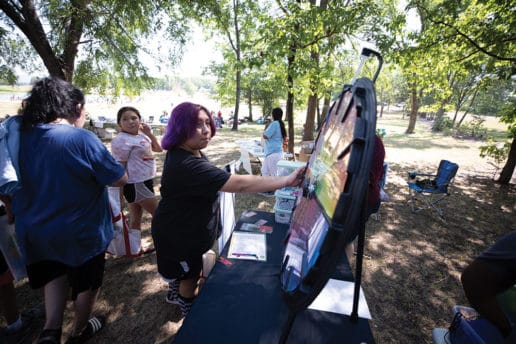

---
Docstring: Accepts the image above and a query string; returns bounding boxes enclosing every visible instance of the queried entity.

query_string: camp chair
[407,160,459,218]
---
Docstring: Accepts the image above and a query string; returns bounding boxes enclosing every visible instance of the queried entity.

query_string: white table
[236,139,264,174]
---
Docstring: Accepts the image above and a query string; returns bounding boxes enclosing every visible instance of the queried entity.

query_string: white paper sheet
[308,279,372,319]
[227,231,267,261]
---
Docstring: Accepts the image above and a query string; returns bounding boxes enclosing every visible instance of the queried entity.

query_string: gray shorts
[123,179,155,203]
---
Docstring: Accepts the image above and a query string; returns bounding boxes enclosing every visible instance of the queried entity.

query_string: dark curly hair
[20,77,85,130]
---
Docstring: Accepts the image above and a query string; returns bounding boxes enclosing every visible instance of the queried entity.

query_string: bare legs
[127,197,157,230]
[179,277,200,299]
[0,280,20,325]
[42,275,100,336]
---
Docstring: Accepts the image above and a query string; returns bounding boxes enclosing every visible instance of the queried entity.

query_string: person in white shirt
[111,107,163,252]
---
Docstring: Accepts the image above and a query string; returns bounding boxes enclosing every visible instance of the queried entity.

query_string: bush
[432,116,454,132]
[455,116,487,139]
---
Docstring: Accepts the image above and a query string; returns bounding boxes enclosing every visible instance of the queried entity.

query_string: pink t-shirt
[111,131,156,183]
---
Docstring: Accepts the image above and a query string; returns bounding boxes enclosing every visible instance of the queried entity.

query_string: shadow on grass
[361,161,515,343]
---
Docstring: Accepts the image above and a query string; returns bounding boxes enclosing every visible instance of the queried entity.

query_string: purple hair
[161,102,216,150]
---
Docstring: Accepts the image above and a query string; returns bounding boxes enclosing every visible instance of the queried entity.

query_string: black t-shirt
[151,148,231,260]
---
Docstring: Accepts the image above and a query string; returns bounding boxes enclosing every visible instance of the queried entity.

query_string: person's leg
[179,277,199,299]
[177,277,200,317]
[267,152,283,177]
[66,253,106,342]
[177,257,203,317]
[461,259,513,337]
[127,203,143,230]
[260,155,271,177]
[42,275,68,330]
[0,271,19,326]
[138,197,158,218]
[69,288,100,336]
[26,261,67,343]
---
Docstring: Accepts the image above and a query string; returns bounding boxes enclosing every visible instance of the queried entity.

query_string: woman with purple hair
[151,102,304,317]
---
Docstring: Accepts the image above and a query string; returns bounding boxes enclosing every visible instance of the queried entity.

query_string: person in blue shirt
[10,77,127,344]
[260,107,287,187]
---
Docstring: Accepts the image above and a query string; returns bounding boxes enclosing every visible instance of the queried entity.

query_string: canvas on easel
[279,48,383,316]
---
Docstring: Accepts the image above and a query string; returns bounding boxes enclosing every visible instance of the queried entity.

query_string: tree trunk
[286,55,295,154]
[230,0,241,131]
[247,92,253,121]
[406,87,418,134]
[457,88,479,128]
[303,93,317,141]
[320,96,331,129]
[497,136,516,184]
[232,68,241,131]
[0,0,68,80]
[431,104,446,131]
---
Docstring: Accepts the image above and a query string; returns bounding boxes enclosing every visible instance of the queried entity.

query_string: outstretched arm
[220,166,305,193]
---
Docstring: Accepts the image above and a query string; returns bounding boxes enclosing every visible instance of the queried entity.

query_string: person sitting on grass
[151,102,305,317]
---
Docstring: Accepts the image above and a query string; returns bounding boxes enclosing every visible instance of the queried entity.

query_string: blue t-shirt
[263,121,283,156]
[12,124,125,266]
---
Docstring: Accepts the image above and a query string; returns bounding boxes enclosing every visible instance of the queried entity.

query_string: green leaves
[0,0,189,93]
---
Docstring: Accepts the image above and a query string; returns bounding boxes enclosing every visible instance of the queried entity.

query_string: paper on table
[228,231,267,261]
[308,279,372,319]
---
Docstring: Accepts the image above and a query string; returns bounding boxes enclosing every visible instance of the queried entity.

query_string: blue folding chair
[407,160,459,218]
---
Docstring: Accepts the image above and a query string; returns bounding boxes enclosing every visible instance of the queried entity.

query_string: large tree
[0,0,190,93]
[407,0,515,183]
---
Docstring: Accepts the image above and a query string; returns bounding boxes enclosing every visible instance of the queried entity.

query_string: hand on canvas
[285,166,306,187]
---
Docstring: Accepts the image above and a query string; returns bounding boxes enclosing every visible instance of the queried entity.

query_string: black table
[173,211,376,344]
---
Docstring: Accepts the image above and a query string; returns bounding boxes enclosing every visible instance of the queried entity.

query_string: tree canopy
[0,0,191,94]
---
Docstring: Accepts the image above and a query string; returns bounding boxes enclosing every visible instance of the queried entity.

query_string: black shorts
[123,179,155,203]
[156,254,203,281]
[26,253,106,300]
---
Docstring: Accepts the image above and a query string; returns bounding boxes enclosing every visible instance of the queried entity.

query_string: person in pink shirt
[111,107,163,251]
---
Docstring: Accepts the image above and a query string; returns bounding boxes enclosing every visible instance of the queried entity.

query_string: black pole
[350,208,367,323]
[278,310,297,344]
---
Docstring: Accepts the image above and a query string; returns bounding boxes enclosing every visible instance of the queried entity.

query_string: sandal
[37,328,62,344]
[65,316,105,344]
